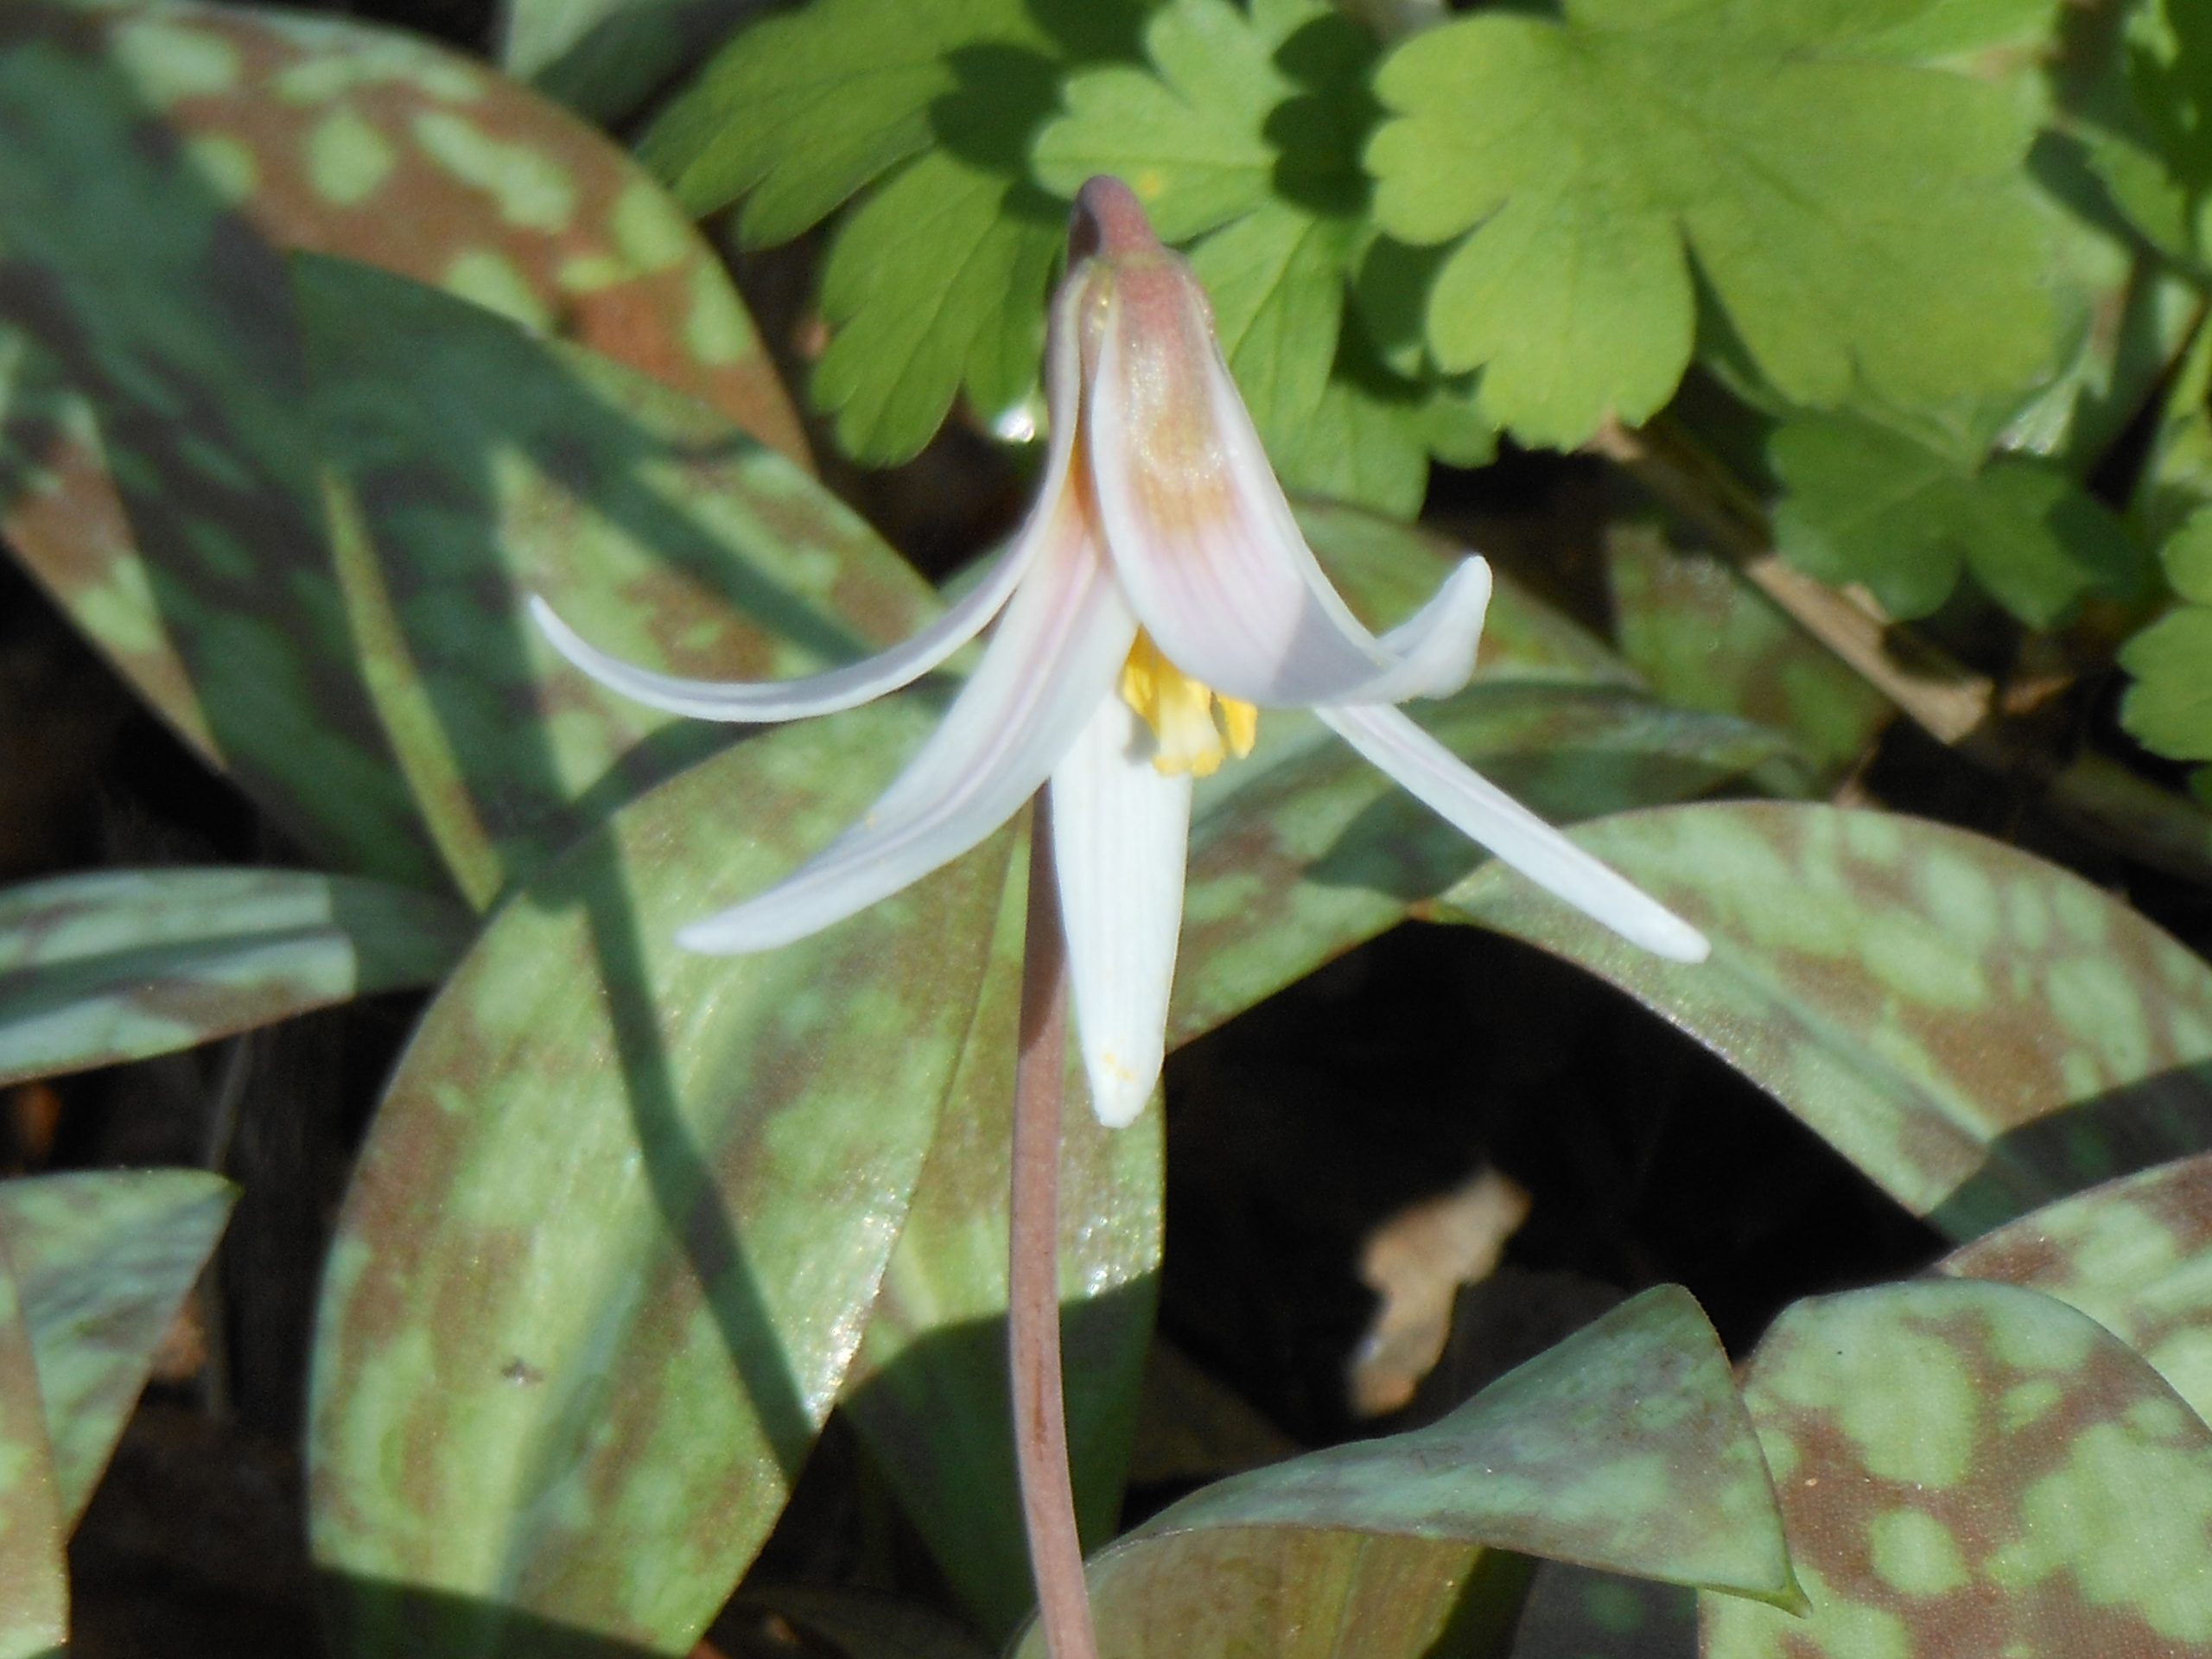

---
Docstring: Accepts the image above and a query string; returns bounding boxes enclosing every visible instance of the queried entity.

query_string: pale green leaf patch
[1770,412,2150,627]
[1367,0,2063,448]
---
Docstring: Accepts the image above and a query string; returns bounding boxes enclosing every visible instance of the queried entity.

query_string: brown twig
[1587,415,2212,885]
[1007,794,1100,1659]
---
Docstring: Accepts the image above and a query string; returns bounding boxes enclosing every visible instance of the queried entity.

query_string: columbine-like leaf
[500,0,753,127]
[1770,412,2149,627]
[1705,1281,2212,1657]
[1367,0,2062,447]
[0,868,468,1087]
[842,857,1160,1638]
[1028,0,1462,511]
[1013,1287,1794,1657]
[2077,0,2212,270]
[0,1243,67,1656]
[0,0,817,896]
[1441,802,2212,1239]
[1942,1154,2212,1425]
[0,1171,236,1525]
[1605,524,1891,783]
[2120,507,2212,765]
[642,0,1146,461]
[307,703,1013,1659]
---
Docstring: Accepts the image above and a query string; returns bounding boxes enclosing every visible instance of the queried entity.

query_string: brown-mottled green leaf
[1605,524,1890,785]
[0,1170,236,1525]
[0,1238,67,1656]
[1174,502,1786,1046]
[297,253,934,904]
[1942,1153,2212,1424]
[1440,803,2212,1240]
[0,868,468,1087]
[1705,1281,2212,1657]
[1014,1287,1793,1657]
[0,0,814,894]
[842,854,1160,1639]
[307,700,1012,1659]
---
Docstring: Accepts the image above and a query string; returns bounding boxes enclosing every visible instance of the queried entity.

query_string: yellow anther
[1119,632,1260,778]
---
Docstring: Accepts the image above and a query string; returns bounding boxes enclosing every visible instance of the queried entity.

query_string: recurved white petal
[527,272,1091,725]
[1050,693,1193,1128]
[1319,703,1710,963]
[677,497,1137,954]
[1087,271,1491,709]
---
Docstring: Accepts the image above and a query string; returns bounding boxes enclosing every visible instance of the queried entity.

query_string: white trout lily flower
[532,176,1707,1129]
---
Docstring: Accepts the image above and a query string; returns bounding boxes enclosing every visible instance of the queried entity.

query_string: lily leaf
[1942,1153,2212,1425]
[296,254,936,905]
[0,868,469,1087]
[1441,802,2212,1239]
[1706,1281,2212,1657]
[1014,1287,1795,1657]
[0,1170,237,1526]
[307,703,1014,1659]
[0,1237,67,1657]
[842,857,1160,1639]
[0,0,812,895]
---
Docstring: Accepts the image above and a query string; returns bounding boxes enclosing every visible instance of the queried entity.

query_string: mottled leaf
[308,702,1014,1658]
[0,0,811,893]
[1942,1153,2212,1425]
[1367,0,2062,448]
[842,855,1160,1639]
[1706,1281,2212,1657]
[0,868,469,1087]
[297,253,936,903]
[0,1170,236,1525]
[0,1240,67,1657]
[1605,524,1890,783]
[1177,506,1783,1046]
[1014,1287,1794,1657]
[1440,803,2212,1239]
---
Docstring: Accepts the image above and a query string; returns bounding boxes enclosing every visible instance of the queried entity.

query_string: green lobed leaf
[519,0,760,129]
[307,703,1014,1659]
[1032,0,1471,514]
[0,0,811,896]
[2076,0,2212,270]
[1440,802,2212,1239]
[0,1171,236,1526]
[2120,509,2212,765]
[841,855,1160,1639]
[642,0,1147,464]
[0,868,469,1087]
[1367,0,2063,448]
[1770,412,2150,627]
[1705,1281,2212,1656]
[1605,524,1891,784]
[1013,1287,1795,1657]
[1941,1153,2212,1425]
[296,253,938,904]
[0,1240,67,1657]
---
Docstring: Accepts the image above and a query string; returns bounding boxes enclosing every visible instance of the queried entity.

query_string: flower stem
[1008,795,1101,1659]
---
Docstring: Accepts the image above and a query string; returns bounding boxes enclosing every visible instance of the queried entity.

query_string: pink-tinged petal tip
[1071,176,1166,264]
